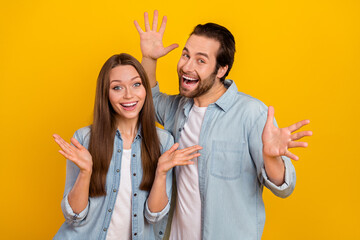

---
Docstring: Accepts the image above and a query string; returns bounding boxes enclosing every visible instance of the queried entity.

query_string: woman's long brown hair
[88,53,160,197]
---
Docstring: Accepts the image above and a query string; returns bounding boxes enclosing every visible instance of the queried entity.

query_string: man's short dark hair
[191,23,235,82]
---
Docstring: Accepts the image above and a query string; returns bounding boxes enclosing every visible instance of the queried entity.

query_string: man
[134,11,312,240]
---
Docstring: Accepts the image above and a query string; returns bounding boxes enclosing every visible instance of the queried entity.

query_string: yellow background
[1,0,359,239]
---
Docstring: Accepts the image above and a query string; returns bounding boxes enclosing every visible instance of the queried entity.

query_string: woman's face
[109,65,146,122]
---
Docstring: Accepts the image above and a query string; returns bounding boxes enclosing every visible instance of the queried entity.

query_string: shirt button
[132,154,136,157]
[118,149,121,153]
[134,193,137,197]
[134,233,137,236]
[178,128,181,132]
[133,173,136,176]
[116,169,120,172]
[159,231,163,235]
[103,228,107,231]
[108,209,112,212]
[134,214,137,217]
[113,189,117,192]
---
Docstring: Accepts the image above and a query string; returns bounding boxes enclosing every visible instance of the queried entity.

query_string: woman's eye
[133,82,141,87]
[113,86,122,90]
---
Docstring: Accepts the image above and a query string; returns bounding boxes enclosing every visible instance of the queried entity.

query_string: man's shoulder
[236,91,266,108]
[156,127,174,153]
[224,79,267,113]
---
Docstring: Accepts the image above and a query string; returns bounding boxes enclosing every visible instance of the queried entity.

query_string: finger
[291,130,313,141]
[266,106,275,127]
[144,12,151,31]
[173,153,201,165]
[167,143,180,154]
[152,9,158,31]
[284,150,299,161]
[134,20,144,33]
[183,153,201,161]
[173,160,195,166]
[58,150,72,160]
[164,43,179,55]
[53,133,61,139]
[54,136,73,153]
[177,144,202,153]
[288,119,310,133]
[159,15,167,34]
[179,145,203,155]
[288,141,308,148]
[70,137,85,150]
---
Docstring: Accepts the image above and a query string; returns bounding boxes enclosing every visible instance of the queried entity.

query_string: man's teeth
[183,75,198,81]
[121,102,137,107]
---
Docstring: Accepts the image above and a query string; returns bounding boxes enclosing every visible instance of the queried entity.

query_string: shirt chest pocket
[210,140,247,180]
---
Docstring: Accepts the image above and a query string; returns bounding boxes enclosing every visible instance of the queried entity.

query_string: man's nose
[182,59,195,73]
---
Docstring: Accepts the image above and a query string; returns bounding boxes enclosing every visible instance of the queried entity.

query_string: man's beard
[179,72,217,99]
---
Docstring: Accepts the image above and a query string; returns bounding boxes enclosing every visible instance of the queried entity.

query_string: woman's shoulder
[156,127,174,153]
[155,127,173,141]
[73,125,91,146]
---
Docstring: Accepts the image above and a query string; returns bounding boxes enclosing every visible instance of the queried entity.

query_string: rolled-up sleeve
[61,193,90,224]
[261,156,296,198]
[144,199,171,224]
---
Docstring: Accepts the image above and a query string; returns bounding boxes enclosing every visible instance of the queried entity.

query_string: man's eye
[198,59,205,64]
[182,53,189,58]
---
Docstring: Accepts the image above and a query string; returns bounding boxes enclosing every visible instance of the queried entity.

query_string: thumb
[70,137,84,150]
[166,143,179,154]
[164,43,179,55]
[266,106,275,127]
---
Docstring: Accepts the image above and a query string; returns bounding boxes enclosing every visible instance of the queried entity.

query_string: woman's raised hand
[53,134,93,175]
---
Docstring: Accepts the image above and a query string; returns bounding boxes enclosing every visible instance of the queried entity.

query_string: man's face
[177,34,221,98]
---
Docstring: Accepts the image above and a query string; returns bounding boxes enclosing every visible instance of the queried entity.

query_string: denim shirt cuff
[262,156,296,198]
[144,199,170,224]
[62,193,89,223]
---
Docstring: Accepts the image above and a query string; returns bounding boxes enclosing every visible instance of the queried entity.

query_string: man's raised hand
[262,106,313,161]
[134,10,178,60]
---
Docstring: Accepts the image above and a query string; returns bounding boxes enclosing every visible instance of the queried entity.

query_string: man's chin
[179,87,195,98]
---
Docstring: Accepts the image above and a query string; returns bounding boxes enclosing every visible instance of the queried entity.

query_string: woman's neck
[116,117,139,149]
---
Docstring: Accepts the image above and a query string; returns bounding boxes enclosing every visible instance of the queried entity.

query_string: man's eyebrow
[182,47,209,59]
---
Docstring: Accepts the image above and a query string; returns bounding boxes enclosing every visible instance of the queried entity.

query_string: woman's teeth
[121,102,137,107]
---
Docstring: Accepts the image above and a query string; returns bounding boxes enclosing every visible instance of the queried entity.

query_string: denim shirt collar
[182,79,238,114]
[213,80,238,112]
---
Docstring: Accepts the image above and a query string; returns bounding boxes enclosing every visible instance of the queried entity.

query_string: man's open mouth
[183,75,199,86]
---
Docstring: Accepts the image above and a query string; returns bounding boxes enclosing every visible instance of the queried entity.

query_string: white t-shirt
[106,149,132,240]
[170,105,207,240]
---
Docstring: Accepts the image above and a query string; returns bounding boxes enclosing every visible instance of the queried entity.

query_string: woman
[53,53,201,240]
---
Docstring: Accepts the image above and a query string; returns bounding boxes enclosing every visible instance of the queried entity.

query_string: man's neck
[193,81,227,107]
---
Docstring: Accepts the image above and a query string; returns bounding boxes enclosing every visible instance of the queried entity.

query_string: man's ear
[216,65,228,79]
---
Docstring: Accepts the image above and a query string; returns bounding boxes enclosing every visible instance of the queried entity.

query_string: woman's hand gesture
[53,134,93,175]
[156,143,202,177]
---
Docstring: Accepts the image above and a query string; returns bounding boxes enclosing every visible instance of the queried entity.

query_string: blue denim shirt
[54,126,174,240]
[152,80,296,240]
